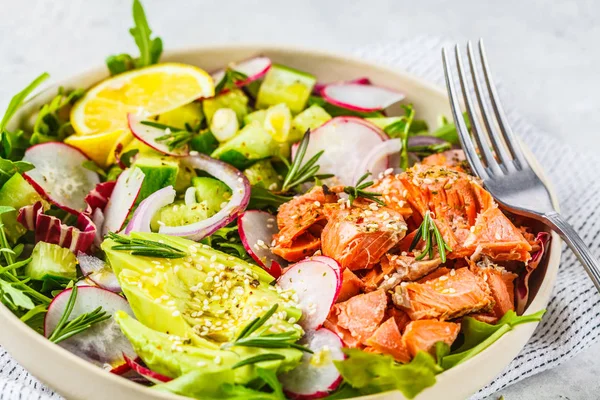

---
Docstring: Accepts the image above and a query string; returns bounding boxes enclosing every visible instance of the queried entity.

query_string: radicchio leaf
[17,201,96,254]
[84,181,116,213]
[515,232,551,315]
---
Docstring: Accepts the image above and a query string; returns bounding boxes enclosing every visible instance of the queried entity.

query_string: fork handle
[544,211,600,292]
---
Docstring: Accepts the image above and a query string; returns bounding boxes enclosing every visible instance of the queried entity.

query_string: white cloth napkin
[1,37,599,399]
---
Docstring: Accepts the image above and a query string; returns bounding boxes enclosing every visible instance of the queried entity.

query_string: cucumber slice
[153,201,210,229]
[256,64,316,114]
[0,173,45,242]
[290,105,332,142]
[203,89,249,124]
[131,155,179,204]
[243,109,267,127]
[24,242,77,281]
[210,122,275,169]
[192,177,232,215]
[153,102,204,131]
[243,160,281,190]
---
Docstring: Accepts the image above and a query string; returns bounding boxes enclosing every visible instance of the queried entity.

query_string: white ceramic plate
[0,45,561,400]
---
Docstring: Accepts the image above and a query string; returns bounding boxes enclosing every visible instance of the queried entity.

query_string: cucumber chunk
[211,122,275,169]
[24,242,77,281]
[192,177,232,215]
[243,110,267,127]
[256,64,316,114]
[243,160,281,190]
[131,155,179,203]
[152,201,210,229]
[0,173,45,242]
[203,90,249,124]
[290,105,332,142]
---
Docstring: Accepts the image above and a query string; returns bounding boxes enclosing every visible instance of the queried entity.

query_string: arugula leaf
[334,349,441,399]
[152,369,236,399]
[30,87,85,145]
[106,0,162,75]
[248,186,291,210]
[0,279,35,310]
[0,73,49,132]
[384,104,415,169]
[215,69,249,95]
[431,112,470,145]
[201,226,254,263]
[440,310,546,369]
[255,368,285,399]
[82,160,107,179]
[0,159,34,187]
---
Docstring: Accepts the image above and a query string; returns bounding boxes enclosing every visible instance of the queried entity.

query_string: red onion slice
[157,154,250,241]
[124,186,176,234]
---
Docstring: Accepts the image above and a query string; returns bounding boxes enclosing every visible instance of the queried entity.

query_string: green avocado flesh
[102,233,303,385]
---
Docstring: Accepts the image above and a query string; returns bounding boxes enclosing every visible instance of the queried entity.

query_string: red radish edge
[102,167,145,236]
[210,56,272,92]
[238,210,288,277]
[291,117,388,186]
[314,76,371,95]
[124,186,176,234]
[280,328,345,399]
[277,259,341,330]
[321,83,405,113]
[123,354,172,384]
[128,113,189,157]
[44,286,137,369]
[22,142,101,214]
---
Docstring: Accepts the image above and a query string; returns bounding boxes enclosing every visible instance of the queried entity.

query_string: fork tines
[441,40,531,179]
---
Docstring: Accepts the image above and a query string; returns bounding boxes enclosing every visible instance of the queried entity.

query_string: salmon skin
[321,199,407,270]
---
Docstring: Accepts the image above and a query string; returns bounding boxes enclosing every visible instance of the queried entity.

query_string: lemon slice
[64,129,131,167]
[71,63,214,136]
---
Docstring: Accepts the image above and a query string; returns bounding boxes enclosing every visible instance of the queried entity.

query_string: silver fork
[442,39,600,292]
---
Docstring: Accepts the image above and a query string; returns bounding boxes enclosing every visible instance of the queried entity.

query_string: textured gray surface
[0,0,599,399]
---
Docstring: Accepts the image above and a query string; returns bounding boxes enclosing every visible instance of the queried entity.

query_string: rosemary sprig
[231,353,286,369]
[47,286,111,344]
[407,142,452,157]
[107,232,187,258]
[343,172,384,206]
[140,120,194,151]
[281,130,333,192]
[224,304,313,354]
[215,68,249,95]
[409,211,452,263]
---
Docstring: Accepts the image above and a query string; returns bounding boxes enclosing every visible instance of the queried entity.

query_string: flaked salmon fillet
[402,320,461,358]
[378,254,443,291]
[421,149,468,172]
[475,262,518,318]
[272,185,337,261]
[368,174,414,219]
[399,164,532,262]
[321,199,407,270]
[337,268,364,303]
[392,267,493,320]
[366,317,412,363]
[331,289,388,345]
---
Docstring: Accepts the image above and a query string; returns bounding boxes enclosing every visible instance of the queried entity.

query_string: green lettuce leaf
[440,309,545,369]
[334,349,442,399]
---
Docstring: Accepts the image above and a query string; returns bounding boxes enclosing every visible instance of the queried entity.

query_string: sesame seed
[172,310,181,317]
[450,269,456,276]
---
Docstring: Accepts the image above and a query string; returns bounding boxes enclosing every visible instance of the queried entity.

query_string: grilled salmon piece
[368,174,414,219]
[321,199,407,270]
[366,317,412,363]
[399,164,531,262]
[324,313,362,348]
[378,254,442,291]
[337,268,364,303]
[421,149,467,172]
[271,232,321,262]
[477,267,518,318]
[402,320,461,358]
[392,267,493,320]
[332,289,388,345]
[386,307,411,333]
[272,185,337,261]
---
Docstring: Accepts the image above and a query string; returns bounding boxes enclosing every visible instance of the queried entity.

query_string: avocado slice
[104,233,303,387]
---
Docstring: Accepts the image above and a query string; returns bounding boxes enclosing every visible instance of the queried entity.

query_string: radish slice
[354,138,401,182]
[92,208,105,248]
[292,117,388,186]
[314,77,371,95]
[158,154,250,241]
[77,252,122,293]
[123,354,172,384]
[238,210,288,275]
[211,56,272,88]
[102,167,145,236]
[310,256,341,283]
[128,114,189,157]
[280,328,345,399]
[22,142,100,213]
[44,286,137,369]
[277,259,340,330]
[124,186,176,234]
[321,83,405,112]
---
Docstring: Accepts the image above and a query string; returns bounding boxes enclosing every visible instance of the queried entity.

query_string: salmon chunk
[392,267,493,320]
[399,164,531,262]
[332,289,388,344]
[321,199,407,270]
[368,174,414,219]
[337,268,364,303]
[272,185,337,261]
[378,254,442,291]
[477,266,518,318]
[366,317,412,363]
[402,320,461,357]
[421,149,467,172]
